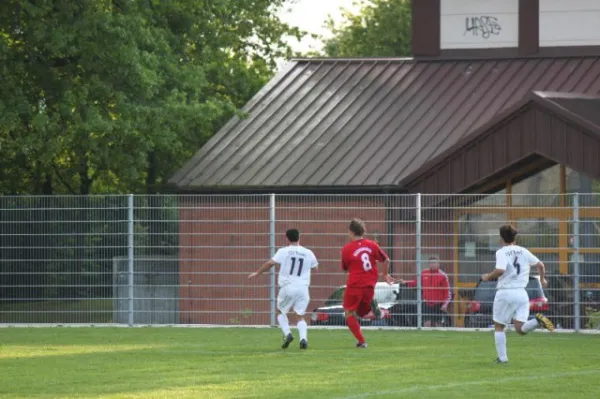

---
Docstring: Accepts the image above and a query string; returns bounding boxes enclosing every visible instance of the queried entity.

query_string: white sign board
[441,0,519,49]
[540,0,600,47]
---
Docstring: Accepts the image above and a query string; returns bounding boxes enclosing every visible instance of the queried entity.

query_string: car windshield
[473,278,545,302]
[325,287,345,306]
[526,278,545,299]
[473,281,497,302]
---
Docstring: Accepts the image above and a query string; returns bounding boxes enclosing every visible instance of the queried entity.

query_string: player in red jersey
[341,218,394,348]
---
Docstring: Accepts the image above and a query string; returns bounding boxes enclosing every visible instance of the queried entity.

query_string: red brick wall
[178,196,455,325]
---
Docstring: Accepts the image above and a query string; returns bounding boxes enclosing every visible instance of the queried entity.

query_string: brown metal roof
[170,55,600,190]
[404,91,600,194]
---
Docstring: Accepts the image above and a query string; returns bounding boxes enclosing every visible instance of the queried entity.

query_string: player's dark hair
[499,224,518,244]
[349,218,366,237]
[286,228,300,243]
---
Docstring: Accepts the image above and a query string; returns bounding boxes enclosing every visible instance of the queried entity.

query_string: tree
[323,0,411,58]
[0,0,302,195]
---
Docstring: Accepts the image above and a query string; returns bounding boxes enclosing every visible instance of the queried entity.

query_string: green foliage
[0,0,301,195]
[584,307,600,329]
[323,0,412,57]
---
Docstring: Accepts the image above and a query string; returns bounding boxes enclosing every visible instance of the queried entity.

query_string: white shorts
[493,289,530,326]
[277,284,310,316]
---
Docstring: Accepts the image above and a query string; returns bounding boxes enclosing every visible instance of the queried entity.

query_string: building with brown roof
[170,0,600,326]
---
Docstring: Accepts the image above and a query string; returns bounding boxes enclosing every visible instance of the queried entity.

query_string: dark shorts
[423,303,445,323]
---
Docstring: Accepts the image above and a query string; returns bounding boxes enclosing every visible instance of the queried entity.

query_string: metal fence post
[127,194,134,327]
[269,194,276,327]
[573,193,581,332]
[416,193,422,329]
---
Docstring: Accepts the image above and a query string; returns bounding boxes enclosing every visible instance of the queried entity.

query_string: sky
[277,0,362,54]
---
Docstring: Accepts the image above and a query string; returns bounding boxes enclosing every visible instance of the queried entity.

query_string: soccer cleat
[299,339,308,350]
[356,342,368,348]
[535,313,555,332]
[281,333,294,349]
[494,358,508,364]
[371,298,382,319]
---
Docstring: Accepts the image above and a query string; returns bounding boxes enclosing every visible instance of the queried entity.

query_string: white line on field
[338,369,600,398]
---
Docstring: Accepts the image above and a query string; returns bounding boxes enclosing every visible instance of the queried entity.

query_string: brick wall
[178,196,455,326]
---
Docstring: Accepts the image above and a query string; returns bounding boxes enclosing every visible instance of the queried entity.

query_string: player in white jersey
[248,228,318,350]
[481,224,555,364]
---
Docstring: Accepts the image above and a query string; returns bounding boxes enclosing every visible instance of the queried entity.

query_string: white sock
[278,314,291,336]
[495,331,508,362]
[297,320,308,341]
[522,318,539,334]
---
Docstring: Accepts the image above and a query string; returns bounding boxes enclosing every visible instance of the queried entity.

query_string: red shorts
[343,286,375,317]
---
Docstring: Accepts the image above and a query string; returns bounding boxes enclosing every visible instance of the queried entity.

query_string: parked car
[310,283,399,326]
[463,276,549,328]
[386,283,452,327]
[310,282,447,327]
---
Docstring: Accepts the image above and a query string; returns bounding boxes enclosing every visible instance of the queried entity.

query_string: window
[514,218,559,248]
[565,167,600,207]
[457,188,508,283]
[510,165,561,207]
[458,212,508,283]
[565,167,600,283]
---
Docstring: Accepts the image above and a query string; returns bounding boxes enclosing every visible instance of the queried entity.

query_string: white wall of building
[441,0,519,49]
[540,0,600,47]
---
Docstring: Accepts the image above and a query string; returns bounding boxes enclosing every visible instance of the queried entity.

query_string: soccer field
[1,328,598,398]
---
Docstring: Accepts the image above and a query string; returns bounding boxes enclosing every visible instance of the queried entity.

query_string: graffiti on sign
[464,16,501,39]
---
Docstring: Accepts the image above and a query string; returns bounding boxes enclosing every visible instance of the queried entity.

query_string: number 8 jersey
[495,244,540,290]
[341,238,389,288]
[272,245,319,287]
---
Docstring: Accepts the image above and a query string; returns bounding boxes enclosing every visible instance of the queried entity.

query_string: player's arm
[248,259,279,280]
[249,249,283,280]
[528,249,546,287]
[400,279,417,287]
[482,250,505,281]
[375,244,395,285]
[535,261,546,286]
[340,248,348,273]
[311,252,319,273]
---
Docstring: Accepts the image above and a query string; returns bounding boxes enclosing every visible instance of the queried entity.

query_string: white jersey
[272,245,318,287]
[495,245,540,289]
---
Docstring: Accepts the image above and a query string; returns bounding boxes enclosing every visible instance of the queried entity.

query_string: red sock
[346,315,365,344]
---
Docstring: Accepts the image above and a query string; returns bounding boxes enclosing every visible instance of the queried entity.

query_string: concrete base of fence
[1,323,599,334]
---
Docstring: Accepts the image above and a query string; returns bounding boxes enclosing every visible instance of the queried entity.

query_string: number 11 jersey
[495,244,540,290]
[272,245,319,287]
[341,239,389,288]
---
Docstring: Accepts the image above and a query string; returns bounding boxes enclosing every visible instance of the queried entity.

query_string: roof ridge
[292,54,600,63]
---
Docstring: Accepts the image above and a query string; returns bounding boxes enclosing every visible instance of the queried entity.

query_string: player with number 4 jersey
[341,218,394,348]
[481,224,554,364]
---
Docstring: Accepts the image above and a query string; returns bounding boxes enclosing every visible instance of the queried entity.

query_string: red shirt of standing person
[399,256,452,327]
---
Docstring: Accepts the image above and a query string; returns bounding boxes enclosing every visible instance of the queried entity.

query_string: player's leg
[293,287,310,349]
[513,292,531,336]
[356,300,371,318]
[276,287,294,348]
[492,292,511,363]
[343,287,367,347]
[516,292,554,334]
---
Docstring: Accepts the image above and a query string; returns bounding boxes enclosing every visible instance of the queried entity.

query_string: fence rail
[1,193,599,331]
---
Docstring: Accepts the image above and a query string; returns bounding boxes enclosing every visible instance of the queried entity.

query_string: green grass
[0,328,598,398]
[0,300,112,323]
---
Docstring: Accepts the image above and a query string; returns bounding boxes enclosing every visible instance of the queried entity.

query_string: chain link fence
[1,194,599,331]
